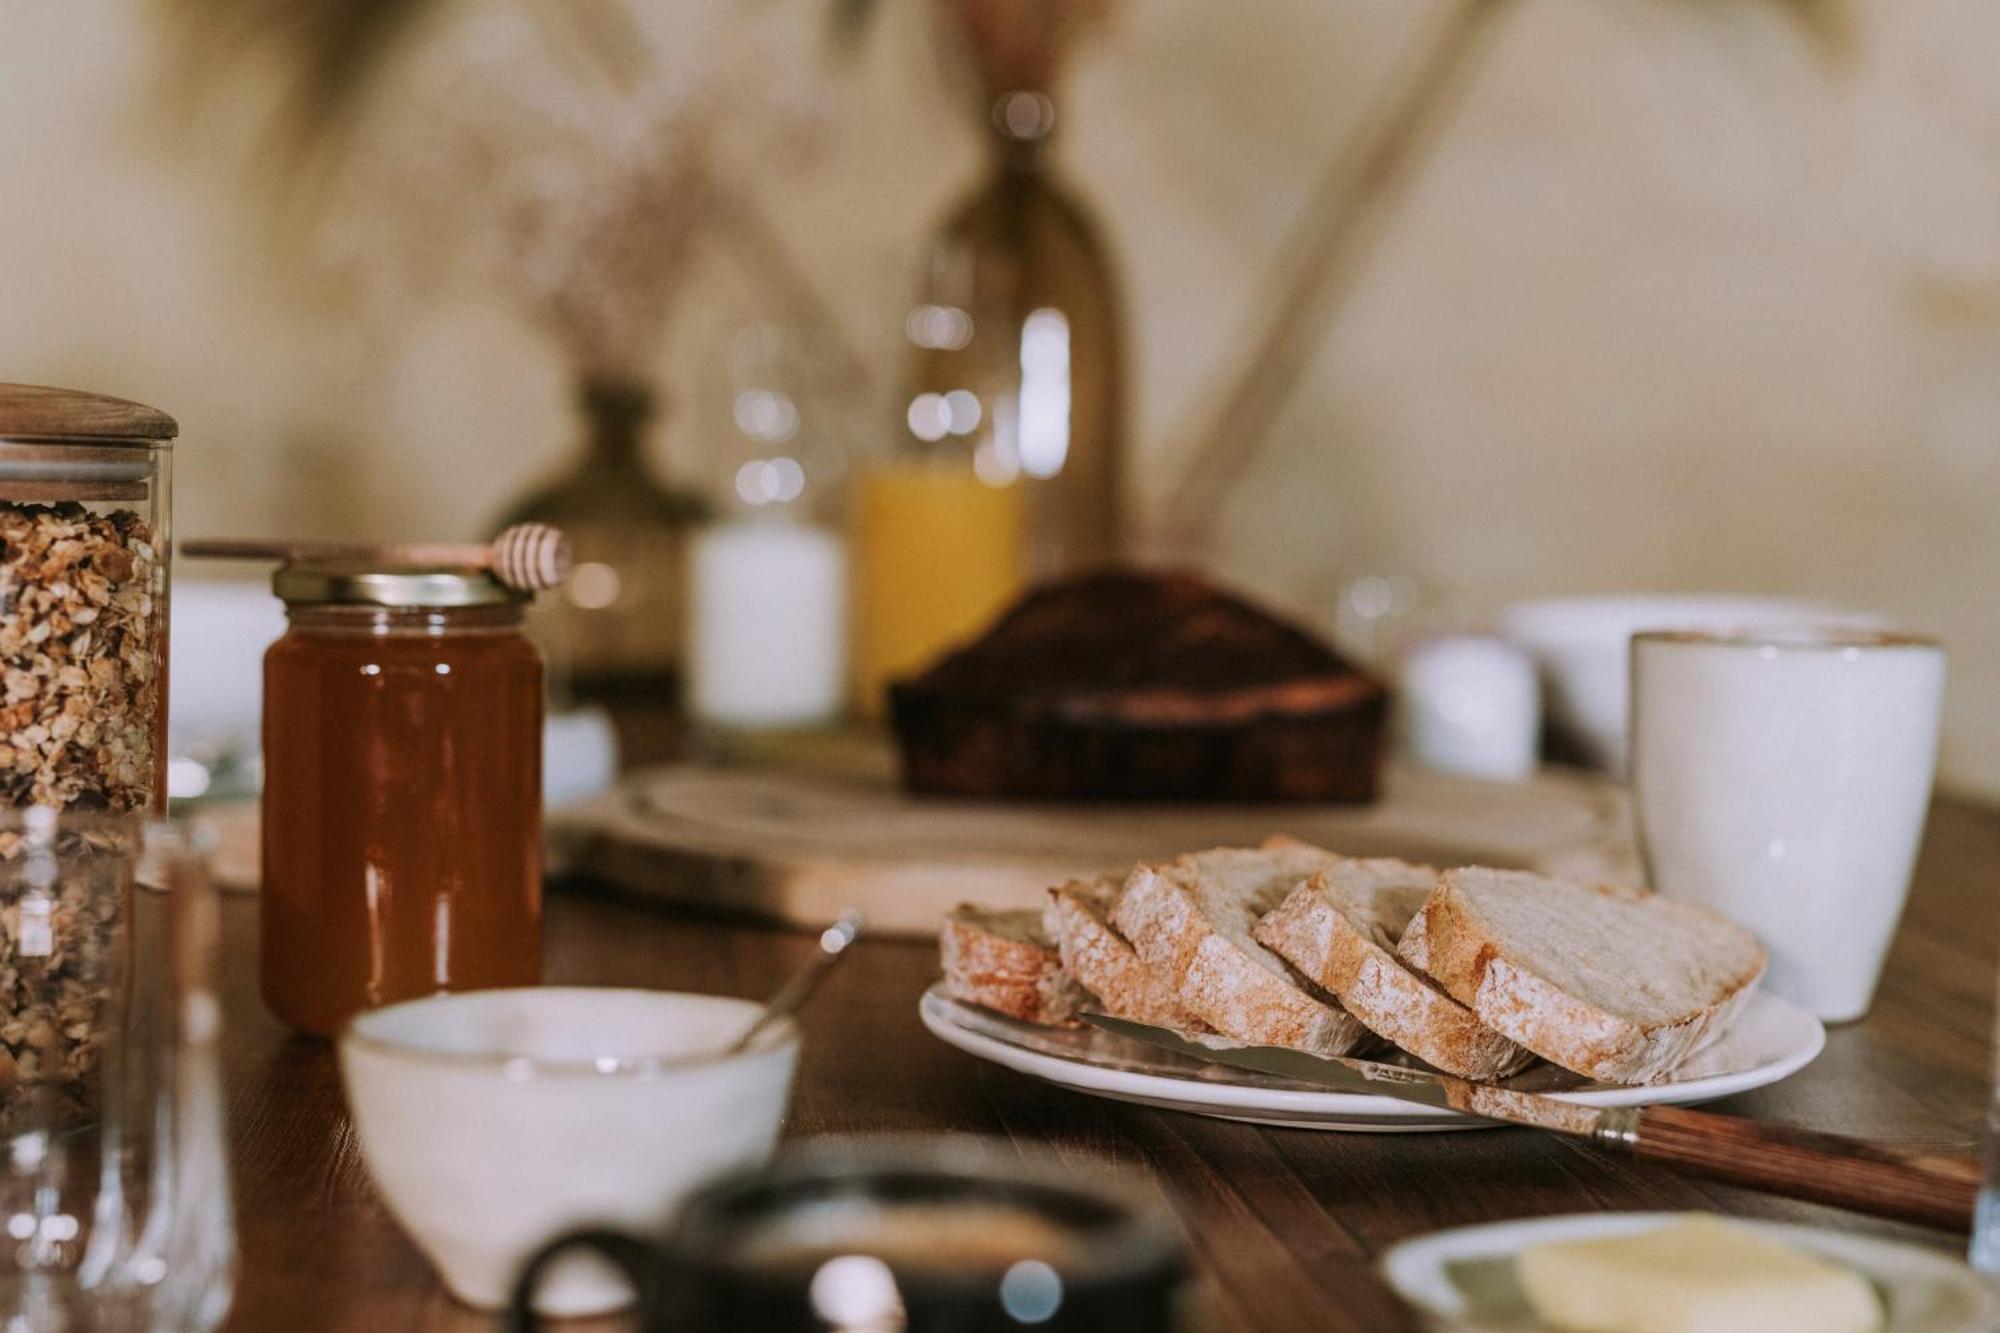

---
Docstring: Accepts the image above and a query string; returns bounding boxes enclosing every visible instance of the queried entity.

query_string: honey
[260,572,543,1037]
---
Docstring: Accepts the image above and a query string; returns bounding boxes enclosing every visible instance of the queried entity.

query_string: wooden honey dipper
[183,523,572,593]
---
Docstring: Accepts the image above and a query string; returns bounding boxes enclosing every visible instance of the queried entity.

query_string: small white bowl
[339,987,797,1315]
[1498,595,1882,773]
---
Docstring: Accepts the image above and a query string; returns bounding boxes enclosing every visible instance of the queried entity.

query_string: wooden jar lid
[0,383,178,442]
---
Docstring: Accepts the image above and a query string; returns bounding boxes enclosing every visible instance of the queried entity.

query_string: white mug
[1630,629,1945,1022]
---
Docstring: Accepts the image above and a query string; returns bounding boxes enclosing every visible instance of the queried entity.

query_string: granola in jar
[0,504,158,1130]
[0,384,176,1132]
[0,815,128,1132]
[0,503,159,812]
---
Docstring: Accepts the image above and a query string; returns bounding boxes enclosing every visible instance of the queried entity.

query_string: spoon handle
[730,909,863,1054]
[183,523,571,591]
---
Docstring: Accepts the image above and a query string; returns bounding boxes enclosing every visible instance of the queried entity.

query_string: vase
[496,376,706,706]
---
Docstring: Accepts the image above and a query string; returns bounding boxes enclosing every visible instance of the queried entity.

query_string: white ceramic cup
[340,988,797,1314]
[1630,629,1945,1022]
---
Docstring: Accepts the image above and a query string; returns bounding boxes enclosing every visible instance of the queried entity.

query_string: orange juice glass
[852,466,1023,715]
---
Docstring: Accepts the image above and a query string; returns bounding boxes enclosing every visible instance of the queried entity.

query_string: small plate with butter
[1381,1212,1997,1333]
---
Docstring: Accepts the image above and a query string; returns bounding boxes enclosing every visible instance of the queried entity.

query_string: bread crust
[1043,878,1207,1030]
[1417,871,1766,1084]
[939,906,1087,1027]
[1113,853,1368,1056]
[1257,873,1533,1080]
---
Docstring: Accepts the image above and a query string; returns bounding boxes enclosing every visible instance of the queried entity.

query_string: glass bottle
[914,88,1124,576]
[495,376,706,706]
[854,54,1125,714]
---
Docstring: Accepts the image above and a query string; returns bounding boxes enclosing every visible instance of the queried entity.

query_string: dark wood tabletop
[221,799,2000,1332]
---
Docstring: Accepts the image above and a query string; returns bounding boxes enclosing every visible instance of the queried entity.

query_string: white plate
[919,985,1824,1132]
[1381,1211,1998,1332]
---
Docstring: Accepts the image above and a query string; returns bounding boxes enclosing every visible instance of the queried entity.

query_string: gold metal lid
[272,564,527,608]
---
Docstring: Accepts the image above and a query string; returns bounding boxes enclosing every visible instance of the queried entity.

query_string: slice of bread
[1396,905,1438,972]
[1256,859,1535,1080]
[939,905,1087,1027]
[1111,838,1369,1056]
[1043,877,1208,1030]
[1416,868,1767,1084]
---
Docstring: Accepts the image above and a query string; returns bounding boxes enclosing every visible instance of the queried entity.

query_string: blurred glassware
[688,325,851,733]
[904,87,1125,579]
[544,707,621,807]
[853,0,1124,716]
[851,449,1024,720]
[1398,635,1540,782]
[495,377,706,707]
[0,813,233,1331]
[167,578,288,806]
[1331,572,1428,674]
[1975,1028,2000,1273]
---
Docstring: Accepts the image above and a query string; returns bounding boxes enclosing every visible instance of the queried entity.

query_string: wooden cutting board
[549,749,1640,936]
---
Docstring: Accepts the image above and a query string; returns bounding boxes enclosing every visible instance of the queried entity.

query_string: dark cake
[888,569,1387,803]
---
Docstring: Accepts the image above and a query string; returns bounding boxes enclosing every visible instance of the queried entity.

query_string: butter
[1517,1215,1881,1333]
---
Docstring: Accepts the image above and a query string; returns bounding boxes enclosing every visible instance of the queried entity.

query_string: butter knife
[1085,1013,1980,1231]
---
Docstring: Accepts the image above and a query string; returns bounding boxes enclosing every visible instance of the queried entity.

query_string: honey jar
[260,566,543,1036]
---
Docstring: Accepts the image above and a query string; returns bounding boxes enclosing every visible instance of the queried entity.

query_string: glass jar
[0,812,233,1330]
[687,323,851,732]
[0,383,174,813]
[260,567,544,1037]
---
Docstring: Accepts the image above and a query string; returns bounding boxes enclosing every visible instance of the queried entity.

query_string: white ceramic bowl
[1498,595,1882,773]
[339,987,797,1315]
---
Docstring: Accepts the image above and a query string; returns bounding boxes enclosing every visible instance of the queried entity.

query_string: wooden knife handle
[1628,1104,1981,1231]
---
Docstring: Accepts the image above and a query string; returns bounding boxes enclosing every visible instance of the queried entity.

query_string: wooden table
[223,801,2000,1332]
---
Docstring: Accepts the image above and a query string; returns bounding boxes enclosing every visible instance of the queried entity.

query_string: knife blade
[1084,1012,1980,1231]
[1084,1012,1610,1135]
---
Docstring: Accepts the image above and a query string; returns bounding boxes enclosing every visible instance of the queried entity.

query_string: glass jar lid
[273,564,527,608]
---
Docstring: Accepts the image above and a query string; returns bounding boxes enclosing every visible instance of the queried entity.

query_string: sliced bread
[1256,859,1535,1080]
[939,905,1087,1027]
[1043,877,1207,1030]
[1111,838,1370,1056]
[1415,868,1767,1084]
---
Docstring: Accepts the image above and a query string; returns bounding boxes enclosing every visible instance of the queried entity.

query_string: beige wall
[3,1,1999,793]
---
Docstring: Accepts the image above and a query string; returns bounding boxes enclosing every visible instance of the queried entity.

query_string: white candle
[1399,635,1540,781]
[688,518,848,728]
